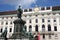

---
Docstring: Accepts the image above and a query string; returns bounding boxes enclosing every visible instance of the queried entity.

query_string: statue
[1,28,7,40]
[17,5,23,19]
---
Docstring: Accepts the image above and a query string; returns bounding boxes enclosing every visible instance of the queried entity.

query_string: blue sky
[0,0,60,12]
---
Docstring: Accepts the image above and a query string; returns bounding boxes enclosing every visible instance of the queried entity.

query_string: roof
[0,6,60,15]
[0,11,17,15]
[52,6,60,11]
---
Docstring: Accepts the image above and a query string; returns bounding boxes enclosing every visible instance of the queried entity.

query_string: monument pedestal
[11,18,28,39]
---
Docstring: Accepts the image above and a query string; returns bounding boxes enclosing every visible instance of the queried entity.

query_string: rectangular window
[0,28,2,32]
[29,19,31,23]
[42,19,44,23]
[24,9,28,12]
[54,20,56,22]
[54,26,57,31]
[9,28,12,32]
[53,18,56,22]
[36,19,38,23]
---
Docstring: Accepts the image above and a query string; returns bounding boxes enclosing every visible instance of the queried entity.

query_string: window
[29,25,32,32]
[43,34,45,39]
[54,19,56,22]
[48,20,50,22]
[54,18,56,22]
[41,7,45,10]
[48,24,51,31]
[29,9,32,12]
[11,17,13,19]
[49,34,51,39]
[0,28,2,32]
[35,25,38,32]
[42,24,45,32]
[24,9,28,12]
[6,22,8,25]
[29,19,31,23]
[54,26,57,31]
[9,28,12,32]
[42,19,44,22]
[36,19,38,23]
[47,7,50,10]
[10,21,12,24]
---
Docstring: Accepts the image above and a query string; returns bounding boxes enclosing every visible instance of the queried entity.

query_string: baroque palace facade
[0,6,60,40]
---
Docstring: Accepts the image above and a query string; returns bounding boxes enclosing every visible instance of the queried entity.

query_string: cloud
[1,0,37,9]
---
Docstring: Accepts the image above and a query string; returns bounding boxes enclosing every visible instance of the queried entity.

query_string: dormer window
[41,7,45,10]
[29,9,32,12]
[24,9,28,12]
[47,7,50,10]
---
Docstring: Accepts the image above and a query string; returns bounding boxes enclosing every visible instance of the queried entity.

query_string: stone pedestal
[11,18,28,39]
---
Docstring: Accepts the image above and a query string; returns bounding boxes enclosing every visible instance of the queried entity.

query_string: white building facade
[0,6,60,40]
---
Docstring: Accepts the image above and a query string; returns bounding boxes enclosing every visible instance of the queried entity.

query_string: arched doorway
[29,25,32,32]
[48,24,51,31]
[42,24,45,32]
[35,25,38,32]
[24,25,27,32]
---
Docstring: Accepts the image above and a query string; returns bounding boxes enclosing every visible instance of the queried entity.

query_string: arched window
[29,25,32,32]
[35,25,38,32]
[48,24,51,31]
[54,26,57,31]
[42,24,45,32]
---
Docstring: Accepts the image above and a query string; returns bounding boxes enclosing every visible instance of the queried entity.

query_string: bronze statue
[1,28,7,40]
[17,6,23,19]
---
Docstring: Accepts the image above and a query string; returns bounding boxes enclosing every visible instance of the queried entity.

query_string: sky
[0,0,60,12]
